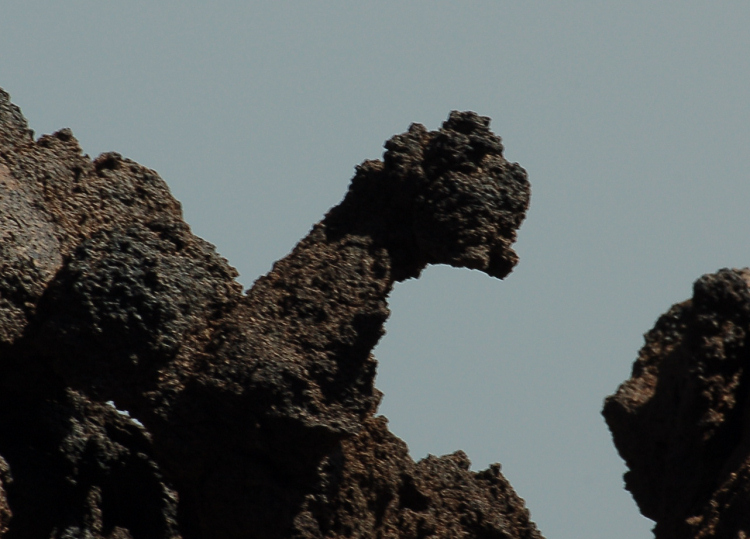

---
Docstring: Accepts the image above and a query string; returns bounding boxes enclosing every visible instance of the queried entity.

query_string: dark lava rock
[0,88,539,538]
[604,268,750,539]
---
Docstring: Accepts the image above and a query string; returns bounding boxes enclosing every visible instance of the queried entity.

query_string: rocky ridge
[4,85,748,539]
[0,88,539,539]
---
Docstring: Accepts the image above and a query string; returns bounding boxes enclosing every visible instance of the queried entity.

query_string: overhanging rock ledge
[0,88,539,539]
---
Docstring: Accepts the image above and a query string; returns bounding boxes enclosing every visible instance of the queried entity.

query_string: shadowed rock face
[0,88,539,538]
[604,268,750,539]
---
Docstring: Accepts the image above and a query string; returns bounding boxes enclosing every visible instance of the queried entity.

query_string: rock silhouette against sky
[0,89,538,538]
[2,87,750,538]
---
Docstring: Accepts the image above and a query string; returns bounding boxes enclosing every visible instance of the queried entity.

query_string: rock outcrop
[0,88,540,538]
[604,268,750,538]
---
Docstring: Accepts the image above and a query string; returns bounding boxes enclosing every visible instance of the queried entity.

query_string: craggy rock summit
[605,268,750,538]
[0,88,539,538]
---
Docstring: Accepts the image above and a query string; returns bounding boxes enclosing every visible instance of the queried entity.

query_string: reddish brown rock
[0,88,538,538]
[306,417,541,538]
[604,268,750,539]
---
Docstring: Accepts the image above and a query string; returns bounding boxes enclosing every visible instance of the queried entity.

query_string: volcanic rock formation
[604,268,750,538]
[0,88,540,538]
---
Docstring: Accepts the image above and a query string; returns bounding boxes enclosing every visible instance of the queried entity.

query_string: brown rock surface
[0,88,539,538]
[604,268,750,538]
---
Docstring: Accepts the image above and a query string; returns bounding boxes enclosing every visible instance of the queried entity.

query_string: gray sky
[3,2,750,537]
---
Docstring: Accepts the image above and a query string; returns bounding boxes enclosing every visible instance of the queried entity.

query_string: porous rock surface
[0,88,540,538]
[605,268,750,538]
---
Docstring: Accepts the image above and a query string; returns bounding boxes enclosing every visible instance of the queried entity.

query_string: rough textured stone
[0,89,539,538]
[604,268,750,539]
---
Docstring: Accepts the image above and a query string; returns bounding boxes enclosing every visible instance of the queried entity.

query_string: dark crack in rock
[0,89,538,539]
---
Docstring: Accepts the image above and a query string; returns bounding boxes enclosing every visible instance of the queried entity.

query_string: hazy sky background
[3,3,750,537]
